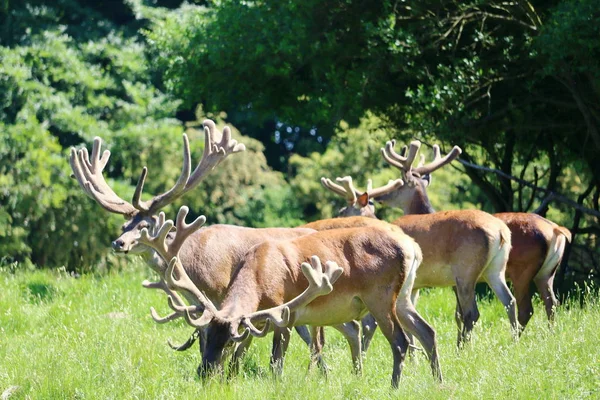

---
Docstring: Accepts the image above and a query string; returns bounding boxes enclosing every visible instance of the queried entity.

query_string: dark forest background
[1,0,598,295]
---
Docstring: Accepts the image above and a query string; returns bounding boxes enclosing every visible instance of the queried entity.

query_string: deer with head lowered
[69,120,319,366]
[139,205,442,388]
[320,142,518,349]
[372,139,571,330]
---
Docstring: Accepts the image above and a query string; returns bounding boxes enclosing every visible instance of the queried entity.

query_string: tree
[144,0,599,289]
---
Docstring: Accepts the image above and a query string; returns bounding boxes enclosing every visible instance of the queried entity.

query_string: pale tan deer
[68,120,317,364]
[139,207,442,388]
[373,140,572,330]
[320,172,517,348]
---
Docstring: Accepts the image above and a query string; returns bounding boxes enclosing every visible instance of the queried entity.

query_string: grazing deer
[373,139,571,330]
[322,172,517,348]
[68,120,316,364]
[140,207,442,388]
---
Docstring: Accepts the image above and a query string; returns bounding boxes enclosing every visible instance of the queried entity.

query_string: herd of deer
[69,119,572,388]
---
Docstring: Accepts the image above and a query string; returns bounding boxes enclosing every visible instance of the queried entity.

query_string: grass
[1,262,599,399]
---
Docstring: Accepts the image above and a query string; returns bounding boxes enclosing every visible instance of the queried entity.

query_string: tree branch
[458,159,600,218]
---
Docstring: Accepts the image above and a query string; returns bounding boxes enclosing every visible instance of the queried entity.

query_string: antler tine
[320,177,349,198]
[381,140,421,174]
[367,178,405,199]
[336,176,359,205]
[232,318,272,343]
[134,134,192,212]
[413,144,462,176]
[138,206,205,262]
[138,219,174,261]
[184,119,247,191]
[236,256,343,338]
[142,279,190,324]
[165,256,218,317]
[69,138,137,216]
[169,206,207,255]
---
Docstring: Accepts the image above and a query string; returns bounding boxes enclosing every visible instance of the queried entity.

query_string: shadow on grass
[22,282,60,304]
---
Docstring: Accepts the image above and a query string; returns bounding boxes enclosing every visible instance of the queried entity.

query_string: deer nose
[112,239,125,250]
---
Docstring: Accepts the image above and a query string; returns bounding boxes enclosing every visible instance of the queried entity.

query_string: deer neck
[219,269,262,318]
[405,185,435,215]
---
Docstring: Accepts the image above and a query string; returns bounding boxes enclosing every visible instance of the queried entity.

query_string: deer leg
[454,279,479,347]
[361,314,378,353]
[512,277,534,331]
[396,299,443,382]
[534,273,559,324]
[369,309,409,389]
[270,326,291,375]
[404,289,421,357]
[308,325,328,374]
[452,286,464,335]
[294,325,312,346]
[333,321,363,374]
[363,291,409,388]
[485,272,519,338]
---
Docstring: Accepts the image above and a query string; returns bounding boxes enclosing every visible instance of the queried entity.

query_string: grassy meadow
[1,261,599,399]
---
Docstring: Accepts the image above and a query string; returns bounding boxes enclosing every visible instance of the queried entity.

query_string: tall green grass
[1,262,599,399]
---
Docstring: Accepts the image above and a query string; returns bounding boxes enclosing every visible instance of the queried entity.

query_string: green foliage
[2,266,600,398]
[177,116,305,228]
[0,116,123,269]
[0,2,305,270]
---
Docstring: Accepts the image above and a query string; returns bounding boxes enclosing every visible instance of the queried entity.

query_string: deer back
[220,225,419,326]
[175,225,316,304]
[301,215,393,231]
[392,210,511,288]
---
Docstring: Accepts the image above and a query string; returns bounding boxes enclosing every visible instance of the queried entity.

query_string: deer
[372,139,572,330]
[138,205,442,388]
[320,170,517,349]
[68,120,319,368]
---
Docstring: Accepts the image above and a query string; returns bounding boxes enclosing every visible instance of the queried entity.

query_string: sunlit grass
[1,262,599,399]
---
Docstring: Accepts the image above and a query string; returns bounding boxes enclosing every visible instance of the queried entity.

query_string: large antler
[232,256,343,340]
[69,137,137,216]
[412,143,462,176]
[132,120,246,213]
[322,175,404,204]
[321,176,359,205]
[69,119,246,216]
[162,255,343,343]
[381,139,461,184]
[138,206,206,275]
[137,206,216,318]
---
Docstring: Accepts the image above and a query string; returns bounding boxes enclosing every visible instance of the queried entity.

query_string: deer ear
[357,192,370,208]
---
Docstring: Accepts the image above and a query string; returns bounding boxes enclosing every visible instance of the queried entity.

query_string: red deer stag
[68,120,316,365]
[372,139,571,329]
[321,172,517,349]
[140,207,442,388]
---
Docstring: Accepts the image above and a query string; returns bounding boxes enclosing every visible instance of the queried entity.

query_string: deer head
[69,120,245,255]
[320,175,404,218]
[372,140,462,214]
